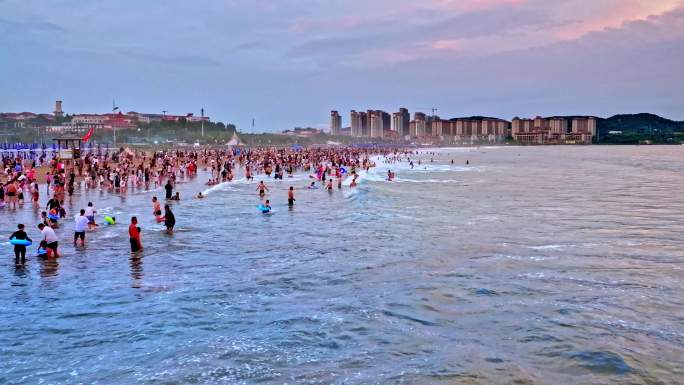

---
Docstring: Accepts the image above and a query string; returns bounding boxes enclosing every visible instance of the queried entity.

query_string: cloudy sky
[1,0,683,131]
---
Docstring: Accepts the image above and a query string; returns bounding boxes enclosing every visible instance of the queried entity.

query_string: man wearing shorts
[38,223,60,258]
[74,209,89,246]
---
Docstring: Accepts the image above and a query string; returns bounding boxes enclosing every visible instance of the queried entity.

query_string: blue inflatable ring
[10,239,32,246]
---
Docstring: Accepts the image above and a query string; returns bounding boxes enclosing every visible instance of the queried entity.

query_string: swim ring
[10,239,32,246]
[104,216,115,225]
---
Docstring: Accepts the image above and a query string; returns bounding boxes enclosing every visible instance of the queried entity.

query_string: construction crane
[415,107,439,118]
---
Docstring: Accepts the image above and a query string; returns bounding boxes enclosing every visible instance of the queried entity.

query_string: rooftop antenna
[201,107,205,137]
[112,100,119,147]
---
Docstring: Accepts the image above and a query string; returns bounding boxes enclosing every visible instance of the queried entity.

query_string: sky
[1,0,683,131]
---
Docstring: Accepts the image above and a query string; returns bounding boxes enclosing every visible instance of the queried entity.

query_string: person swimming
[197,192,204,199]
[308,181,318,189]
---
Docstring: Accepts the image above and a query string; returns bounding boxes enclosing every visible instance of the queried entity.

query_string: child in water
[155,210,165,223]
[37,240,50,258]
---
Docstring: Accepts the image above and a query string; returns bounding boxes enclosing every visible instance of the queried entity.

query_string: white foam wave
[393,178,459,184]
[528,244,570,250]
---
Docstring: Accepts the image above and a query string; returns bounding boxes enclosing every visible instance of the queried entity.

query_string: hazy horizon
[1,0,683,132]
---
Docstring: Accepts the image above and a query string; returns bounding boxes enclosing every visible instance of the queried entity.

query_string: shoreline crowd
[3,146,412,265]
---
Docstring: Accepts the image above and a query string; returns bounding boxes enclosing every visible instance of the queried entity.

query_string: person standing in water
[256,181,268,197]
[9,224,32,265]
[38,223,60,258]
[152,196,161,217]
[164,204,175,234]
[164,180,173,200]
[73,209,89,246]
[85,202,97,230]
[129,217,143,252]
[288,186,295,207]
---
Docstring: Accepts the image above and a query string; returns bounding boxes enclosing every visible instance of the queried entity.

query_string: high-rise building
[432,118,447,136]
[370,111,384,138]
[412,113,427,137]
[53,100,64,119]
[363,110,373,137]
[391,112,401,133]
[391,108,410,137]
[350,110,362,137]
[330,111,341,135]
[350,110,370,137]
[400,108,410,136]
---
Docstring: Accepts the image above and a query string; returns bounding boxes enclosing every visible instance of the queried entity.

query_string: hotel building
[512,116,596,144]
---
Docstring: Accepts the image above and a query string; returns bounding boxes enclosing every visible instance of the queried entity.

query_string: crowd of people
[4,145,407,265]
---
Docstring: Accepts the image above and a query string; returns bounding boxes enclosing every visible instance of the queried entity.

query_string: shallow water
[1,146,683,384]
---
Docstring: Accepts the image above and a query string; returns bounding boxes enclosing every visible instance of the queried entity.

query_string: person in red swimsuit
[129,217,143,252]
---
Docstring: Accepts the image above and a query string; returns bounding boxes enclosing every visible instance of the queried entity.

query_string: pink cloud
[431,0,526,12]
[554,0,683,40]
[430,39,461,50]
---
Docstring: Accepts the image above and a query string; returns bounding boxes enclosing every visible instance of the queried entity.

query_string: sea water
[0,145,683,384]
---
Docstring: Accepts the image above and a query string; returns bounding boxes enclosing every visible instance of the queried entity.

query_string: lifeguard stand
[53,135,83,161]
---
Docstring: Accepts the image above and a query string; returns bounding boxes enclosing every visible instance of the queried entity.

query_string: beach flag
[82,127,95,142]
